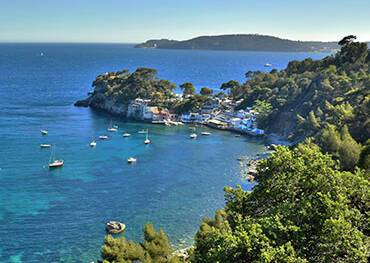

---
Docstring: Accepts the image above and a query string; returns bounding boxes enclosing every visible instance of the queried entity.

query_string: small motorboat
[113,124,119,129]
[201,132,211,136]
[40,130,48,135]
[40,144,52,148]
[138,130,147,134]
[122,133,131,137]
[99,135,109,140]
[190,133,197,139]
[106,221,126,234]
[264,63,272,67]
[127,157,137,164]
[144,139,151,144]
[49,160,64,168]
[90,140,97,147]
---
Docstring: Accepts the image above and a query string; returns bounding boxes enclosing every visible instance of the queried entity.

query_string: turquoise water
[0,44,327,262]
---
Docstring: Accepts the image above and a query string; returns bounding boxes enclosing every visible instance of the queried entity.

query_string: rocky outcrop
[75,93,128,116]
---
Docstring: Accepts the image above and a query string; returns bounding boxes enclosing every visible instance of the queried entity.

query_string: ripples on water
[0,44,327,262]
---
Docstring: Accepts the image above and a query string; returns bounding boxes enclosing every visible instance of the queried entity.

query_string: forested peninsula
[84,36,369,263]
[135,34,340,52]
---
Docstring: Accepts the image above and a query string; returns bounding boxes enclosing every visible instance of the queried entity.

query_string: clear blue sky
[1,0,369,43]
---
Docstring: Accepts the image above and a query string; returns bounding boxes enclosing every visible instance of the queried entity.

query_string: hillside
[136,34,339,52]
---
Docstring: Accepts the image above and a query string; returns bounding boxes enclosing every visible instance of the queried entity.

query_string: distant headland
[135,34,340,52]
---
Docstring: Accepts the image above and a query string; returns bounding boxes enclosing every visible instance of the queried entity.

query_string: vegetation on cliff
[75,68,176,109]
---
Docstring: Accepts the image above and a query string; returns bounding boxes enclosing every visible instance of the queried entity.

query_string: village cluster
[126,96,265,136]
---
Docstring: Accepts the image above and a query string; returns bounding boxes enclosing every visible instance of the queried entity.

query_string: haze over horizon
[1,0,369,43]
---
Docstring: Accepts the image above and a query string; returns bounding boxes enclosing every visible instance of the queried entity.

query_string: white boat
[90,140,97,147]
[107,120,118,132]
[144,130,151,144]
[201,132,211,136]
[40,144,52,148]
[127,157,137,163]
[106,221,126,234]
[264,63,272,67]
[190,133,197,139]
[48,146,63,169]
[49,160,64,168]
[40,130,48,135]
[113,124,119,129]
[99,135,109,140]
[138,129,147,134]
[122,133,131,137]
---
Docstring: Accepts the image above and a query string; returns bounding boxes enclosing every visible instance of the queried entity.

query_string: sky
[0,0,369,43]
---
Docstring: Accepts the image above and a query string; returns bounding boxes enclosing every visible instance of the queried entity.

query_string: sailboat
[48,146,64,168]
[90,140,97,147]
[107,120,118,132]
[144,129,151,144]
[190,127,197,139]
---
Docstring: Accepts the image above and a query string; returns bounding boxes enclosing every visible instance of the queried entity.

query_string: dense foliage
[233,38,369,170]
[92,68,176,107]
[192,141,369,262]
[101,223,179,263]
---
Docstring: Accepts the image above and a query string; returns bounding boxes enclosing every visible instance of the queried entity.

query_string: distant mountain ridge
[135,34,342,52]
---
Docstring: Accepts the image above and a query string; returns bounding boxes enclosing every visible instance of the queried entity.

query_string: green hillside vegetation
[231,36,369,170]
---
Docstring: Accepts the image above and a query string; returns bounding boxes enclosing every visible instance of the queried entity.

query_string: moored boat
[40,130,48,135]
[40,144,52,148]
[122,133,131,137]
[127,157,137,163]
[49,160,64,168]
[201,132,211,136]
[190,133,197,139]
[107,120,118,132]
[144,129,151,144]
[90,140,97,147]
[48,146,64,169]
[99,135,109,140]
[106,221,126,234]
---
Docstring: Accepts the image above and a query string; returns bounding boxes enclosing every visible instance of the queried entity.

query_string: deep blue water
[0,44,327,262]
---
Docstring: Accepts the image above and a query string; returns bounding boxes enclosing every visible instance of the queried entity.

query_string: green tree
[180,82,195,96]
[199,87,213,96]
[101,223,179,263]
[192,142,370,262]
[338,125,362,170]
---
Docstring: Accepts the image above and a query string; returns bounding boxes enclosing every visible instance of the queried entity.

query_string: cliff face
[75,93,129,116]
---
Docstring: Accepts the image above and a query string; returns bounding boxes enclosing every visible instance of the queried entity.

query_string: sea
[0,43,328,262]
